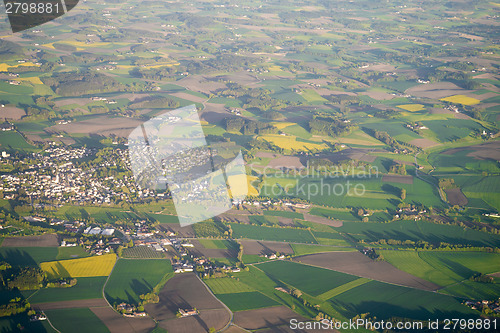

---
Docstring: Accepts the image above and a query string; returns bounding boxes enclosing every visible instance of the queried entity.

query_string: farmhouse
[178,308,198,317]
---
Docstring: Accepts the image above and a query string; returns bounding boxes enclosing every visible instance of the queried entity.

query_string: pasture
[204,277,255,294]
[104,259,172,305]
[56,246,90,260]
[0,247,57,267]
[41,254,116,279]
[28,277,106,303]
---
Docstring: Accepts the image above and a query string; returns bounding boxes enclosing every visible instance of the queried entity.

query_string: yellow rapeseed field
[41,254,116,279]
[260,134,327,151]
[397,104,425,111]
[0,62,39,72]
[227,175,259,197]
[440,95,480,106]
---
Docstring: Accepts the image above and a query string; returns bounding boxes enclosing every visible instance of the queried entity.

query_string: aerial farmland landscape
[0,0,499,332]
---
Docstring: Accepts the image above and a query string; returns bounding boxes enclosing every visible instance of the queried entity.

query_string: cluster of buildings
[464,299,500,314]
[0,146,169,206]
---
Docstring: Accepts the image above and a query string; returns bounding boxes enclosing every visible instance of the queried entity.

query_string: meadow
[204,277,255,294]
[230,223,317,243]
[56,246,90,260]
[0,247,58,267]
[28,277,106,303]
[104,259,172,305]
[41,254,116,279]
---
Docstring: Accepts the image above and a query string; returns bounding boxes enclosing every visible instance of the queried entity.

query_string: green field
[291,243,355,256]
[204,277,255,294]
[0,131,36,151]
[28,277,106,303]
[339,220,500,247]
[256,261,358,297]
[217,291,280,312]
[56,246,90,260]
[198,239,235,249]
[241,254,270,264]
[122,246,165,259]
[45,308,109,333]
[0,247,58,267]
[104,259,172,305]
[230,223,317,243]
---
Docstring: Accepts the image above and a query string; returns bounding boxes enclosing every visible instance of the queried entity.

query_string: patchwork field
[294,252,439,291]
[231,224,317,243]
[145,273,230,331]
[0,247,58,267]
[440,95,480,105]
[28,276,106,304]
[41,254,116,279]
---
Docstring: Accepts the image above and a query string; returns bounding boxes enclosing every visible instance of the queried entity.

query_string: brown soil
[159,309,230,333]
[293,252,439,291]
[1,106,25,120]
[48,116,143,138]
[33,298,108,310]
[303,214,342,227]
[445,188,468,206]
[234,306,307,330]
[382,175,414,184]
[89,307,155,333]
[239,240,294,255]
[268,156,305,169]
[409,138,440,149]
[2,234,59,247]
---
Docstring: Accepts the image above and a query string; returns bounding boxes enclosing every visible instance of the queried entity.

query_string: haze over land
[0,0,499,332]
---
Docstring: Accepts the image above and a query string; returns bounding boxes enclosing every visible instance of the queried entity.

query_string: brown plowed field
[381,175,414,184]
[2,234,59,247]
[90,307,155,333]
[303,213,342,227]
[445,188,468,206]
[234,306,307,330]
[33,298,108,310]
[160,309,230,333]
[239,240,294,255]
[293,252,439,291]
